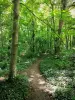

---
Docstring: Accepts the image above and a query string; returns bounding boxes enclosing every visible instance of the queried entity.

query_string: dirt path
[22,58,54,100]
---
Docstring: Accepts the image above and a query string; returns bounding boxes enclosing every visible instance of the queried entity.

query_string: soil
[0,58,54,100]
[22,58,53,100]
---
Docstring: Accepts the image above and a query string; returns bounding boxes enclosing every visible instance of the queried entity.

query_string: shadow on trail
[22,58,53,100]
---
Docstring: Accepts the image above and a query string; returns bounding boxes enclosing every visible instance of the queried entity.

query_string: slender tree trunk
[0,24,3,61]
[46,19,51,52]
[50,2,56,54]
[69,35,72,49]
[55,0,67,54]
[8,0,19,80]
[32,20,35,53]
[0,14,4,61]
[8,12,13,60]
[72,36,75,47]
[65,35,69,50]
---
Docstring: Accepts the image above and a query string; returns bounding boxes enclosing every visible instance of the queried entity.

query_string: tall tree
[9,0,19,80]
[55,0,67,54]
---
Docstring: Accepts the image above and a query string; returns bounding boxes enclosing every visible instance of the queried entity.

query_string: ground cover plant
[40,50,75,99]
[0,0,75,100]
[0,75,30,100]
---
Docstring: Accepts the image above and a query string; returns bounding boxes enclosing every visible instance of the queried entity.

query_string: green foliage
[54,81,75,100]
[0,56,36,77]
[54,88,75,100]
[40,52,72,79]
[0,75,29,100]
[40,50,75,99]
[0,0,75,75]
[40,50,75,88]
[17,56,37,71]
[0,1,75,100]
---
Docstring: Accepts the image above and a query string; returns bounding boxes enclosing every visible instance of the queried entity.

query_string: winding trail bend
[22,58,54,100]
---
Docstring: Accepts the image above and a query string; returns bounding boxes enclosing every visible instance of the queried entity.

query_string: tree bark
[32,20,35,53]
[8,0,19,80]
[65,35,69,50]
[55,0,67,54]
[72,36,75,47]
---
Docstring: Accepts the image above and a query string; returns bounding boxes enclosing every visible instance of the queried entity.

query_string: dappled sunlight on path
[0,77,5,81]
[22,58,55,100]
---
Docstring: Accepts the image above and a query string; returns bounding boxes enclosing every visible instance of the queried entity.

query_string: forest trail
[22,58,54,100]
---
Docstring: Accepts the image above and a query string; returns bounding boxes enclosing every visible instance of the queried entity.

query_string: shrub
[0,75,29,100]
[54,81,75,100]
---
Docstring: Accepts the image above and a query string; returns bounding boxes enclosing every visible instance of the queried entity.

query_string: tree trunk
[8,0,19,80]
[32,20,35,53]
[72,36,75,47]
[69,35,72,49]
[50,2,56,54]
[0,23,3,61]
[65,35,69,50]
[55,0,67,54]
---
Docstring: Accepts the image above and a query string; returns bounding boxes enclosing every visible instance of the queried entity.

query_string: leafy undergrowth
[40,50,75,99]
[54,81,75,100]
[17,57,37,71]
[0,57,37,77]
[0,75,30,100]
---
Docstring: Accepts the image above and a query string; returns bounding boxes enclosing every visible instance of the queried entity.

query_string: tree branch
[20,3,53,30]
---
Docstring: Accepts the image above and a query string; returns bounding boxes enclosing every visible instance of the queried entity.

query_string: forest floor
[0,58,53,100]
[21,58,54,100]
